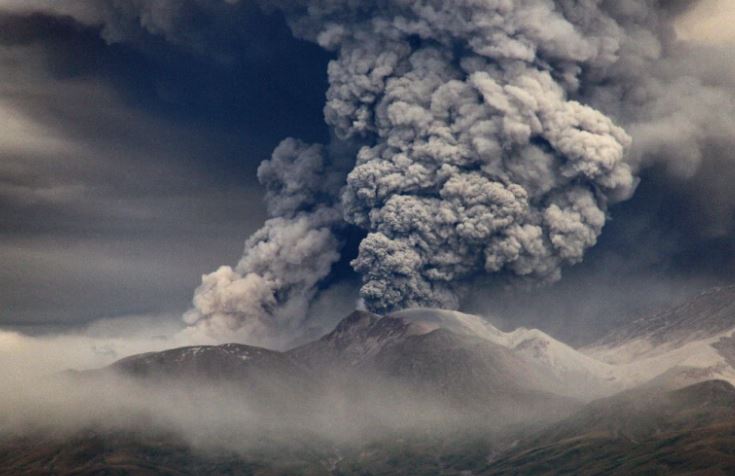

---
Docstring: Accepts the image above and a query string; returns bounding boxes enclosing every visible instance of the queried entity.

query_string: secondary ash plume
[184,139,349,343]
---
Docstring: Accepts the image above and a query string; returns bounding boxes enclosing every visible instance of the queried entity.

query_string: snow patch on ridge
[586,328,735,389]
[391,307,735,396]
[390,309,622,398]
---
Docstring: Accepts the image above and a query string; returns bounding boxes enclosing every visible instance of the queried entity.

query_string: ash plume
[21,0,735,341]
[267,0,639,315]
[190,0,641,336]
[183,139,349,343]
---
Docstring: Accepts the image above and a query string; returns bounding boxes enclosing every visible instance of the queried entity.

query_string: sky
[0,3,332,329]
[0,0,734,350]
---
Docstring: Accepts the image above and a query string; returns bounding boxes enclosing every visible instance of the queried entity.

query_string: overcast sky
[0,1,734,346]
[0,4,331,329]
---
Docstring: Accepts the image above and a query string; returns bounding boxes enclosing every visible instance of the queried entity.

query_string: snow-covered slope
[103,285,735,405]
[579,330,735,390]
[581,286,735,389]
[392,295,735,395]
[390,308,621,398]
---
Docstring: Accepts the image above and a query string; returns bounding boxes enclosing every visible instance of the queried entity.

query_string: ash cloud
[269,0,735,330]
[8,0,735,342]
[186,0,643,338]
[183,139,352,345]
[189,0,646,334]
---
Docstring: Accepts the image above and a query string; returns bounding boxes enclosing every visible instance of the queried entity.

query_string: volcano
[3,288,735,475]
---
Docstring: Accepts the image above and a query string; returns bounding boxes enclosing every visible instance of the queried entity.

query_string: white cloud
[676,0,735,44]
[0,313,198,379]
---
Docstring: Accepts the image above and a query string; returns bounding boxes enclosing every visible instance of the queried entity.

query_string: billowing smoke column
[340,57,634,312]
[183,0,641,339]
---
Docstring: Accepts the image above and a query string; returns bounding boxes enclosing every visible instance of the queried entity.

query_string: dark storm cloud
[0,8,332,326]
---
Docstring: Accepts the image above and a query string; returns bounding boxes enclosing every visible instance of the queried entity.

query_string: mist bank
[0,310,587,457]
[0,357,571,457]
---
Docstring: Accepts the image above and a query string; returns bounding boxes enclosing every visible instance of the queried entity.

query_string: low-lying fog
[0,316,569,455]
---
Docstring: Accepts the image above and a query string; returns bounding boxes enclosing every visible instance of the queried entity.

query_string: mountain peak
[330,310,381,336]
[108,343,304,384]
[672,378,735,405]
[288,311,417,368]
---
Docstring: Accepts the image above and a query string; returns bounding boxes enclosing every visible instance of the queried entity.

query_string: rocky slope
[482,380,735,475]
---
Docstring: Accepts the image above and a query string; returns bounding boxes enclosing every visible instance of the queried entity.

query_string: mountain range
[4,285,735,475]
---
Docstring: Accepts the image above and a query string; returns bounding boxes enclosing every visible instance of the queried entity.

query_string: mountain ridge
[5,288,735,475]
[102,286,735,400]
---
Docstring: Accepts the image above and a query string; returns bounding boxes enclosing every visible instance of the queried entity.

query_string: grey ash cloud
[184,140,348,343]
[193,0,735,341]
[179,0,642,340]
